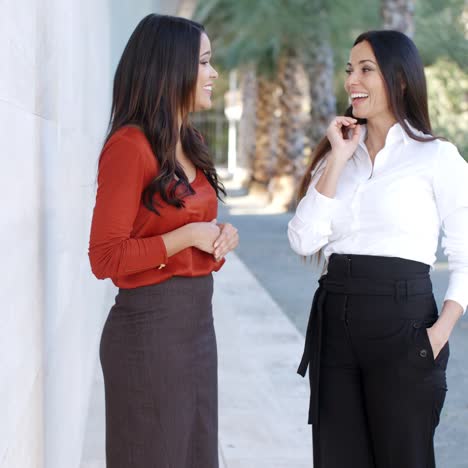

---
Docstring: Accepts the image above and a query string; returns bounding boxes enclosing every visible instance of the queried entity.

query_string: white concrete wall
[0,1,182,467]
[0,0,112,466]
[1,1,50,466]
[40,1,114,465]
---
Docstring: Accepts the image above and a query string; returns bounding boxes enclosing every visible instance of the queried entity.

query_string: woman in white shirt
[288,30,468,468]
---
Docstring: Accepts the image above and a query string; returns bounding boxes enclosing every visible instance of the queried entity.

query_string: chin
[195,100,212,112]
[351,108,367,120]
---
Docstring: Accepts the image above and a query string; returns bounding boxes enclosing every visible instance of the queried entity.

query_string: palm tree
[272,2,337,209]
[195,0,281,187]
[196,0,335,206]
[305,40,336,150]
[253,77,282,186]
[381,0,415,36]
[237,64,257,183]
[270,51,310,207]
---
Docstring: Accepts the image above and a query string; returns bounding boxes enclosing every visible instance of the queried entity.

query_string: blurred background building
[0,1,466,467]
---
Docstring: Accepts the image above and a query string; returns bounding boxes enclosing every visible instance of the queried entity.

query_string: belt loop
[394,279,408,304]
[346,255,352,277]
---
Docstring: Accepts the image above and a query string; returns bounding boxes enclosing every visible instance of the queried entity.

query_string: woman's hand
[213,222,239,261]
[314,116,361,199]
[426,326,448,359]
[326,116,361,164]
[190,220,221,254]
[426,299,463,359]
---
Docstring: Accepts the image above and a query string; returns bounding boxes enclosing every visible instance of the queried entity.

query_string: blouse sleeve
[433,141,468,311]
[287,158,340,256]
[88,137,168,280]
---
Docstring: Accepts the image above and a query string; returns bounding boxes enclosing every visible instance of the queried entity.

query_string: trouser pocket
[408,318,450,371]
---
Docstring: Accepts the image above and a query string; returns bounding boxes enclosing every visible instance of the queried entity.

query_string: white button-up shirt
[288,123,468,311]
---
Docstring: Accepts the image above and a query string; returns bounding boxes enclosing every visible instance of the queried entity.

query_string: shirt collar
[356,119,426,153]
[354,121,404,164]
[402,120,429,142]
[387,122,408,145]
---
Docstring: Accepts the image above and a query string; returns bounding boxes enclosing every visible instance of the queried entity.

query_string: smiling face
[345,40,395,123]
[193,33,218,111]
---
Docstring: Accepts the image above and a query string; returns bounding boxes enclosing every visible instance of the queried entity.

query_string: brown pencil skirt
[99,274,218,468]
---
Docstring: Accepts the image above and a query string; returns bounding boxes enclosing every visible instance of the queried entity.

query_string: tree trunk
[251,76,281,187]
[304,40,336,152]
[237,65,257,187]
[270,52,310,209]
[381,0,415,37]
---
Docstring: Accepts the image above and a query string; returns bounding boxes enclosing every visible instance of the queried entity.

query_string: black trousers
[299,254,449,468]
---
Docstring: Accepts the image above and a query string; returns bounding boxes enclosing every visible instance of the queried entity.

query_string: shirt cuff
[444,272,468,314]
[155,235,169,269]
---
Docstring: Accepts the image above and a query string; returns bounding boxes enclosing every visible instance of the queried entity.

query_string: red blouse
[88,126,224,288]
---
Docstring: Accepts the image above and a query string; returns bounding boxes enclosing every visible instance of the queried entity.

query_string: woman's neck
[176,116,183,159]
[176,140,183,157]
[365,114,398,160]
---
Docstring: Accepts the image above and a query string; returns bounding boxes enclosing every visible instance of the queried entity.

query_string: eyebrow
[200,50,211,58]
[346,59,377,67]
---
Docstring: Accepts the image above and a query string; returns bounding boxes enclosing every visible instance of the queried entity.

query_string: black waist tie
[297,254,433,427]
[297,280,327,426]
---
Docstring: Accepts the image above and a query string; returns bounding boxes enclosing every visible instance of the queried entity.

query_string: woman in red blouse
[88,14,238,468]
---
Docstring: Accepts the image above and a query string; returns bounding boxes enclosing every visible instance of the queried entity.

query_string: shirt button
[419,349,428,358]
[413,322,421,329]
[158,264,166,270]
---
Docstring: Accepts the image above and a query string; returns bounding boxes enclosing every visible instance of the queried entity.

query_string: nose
[345,70,359,90]
[210,64,218,80]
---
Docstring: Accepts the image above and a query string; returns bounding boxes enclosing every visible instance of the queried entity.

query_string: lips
[350,92,368,106]
[203,84,213,95]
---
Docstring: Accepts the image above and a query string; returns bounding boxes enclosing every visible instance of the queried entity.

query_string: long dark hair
[104,14,225,214]
[298,29,436,202]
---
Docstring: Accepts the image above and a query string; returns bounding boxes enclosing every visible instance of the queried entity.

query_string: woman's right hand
[326,116,361,164]
[190,220,221,254]
[314,117,361,199]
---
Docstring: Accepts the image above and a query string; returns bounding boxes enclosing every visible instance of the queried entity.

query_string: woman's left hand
[426,326,449,360]
[213,222,239,261]
[426,299,463,359]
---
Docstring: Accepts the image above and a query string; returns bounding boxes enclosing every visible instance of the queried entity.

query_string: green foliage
[326,0,380,67]
[194,0,326,77]
[426,58,468,158]
[324,0,381,113]
[329,0,468,121]
[414,0,468,71]
[194,0,467,158]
